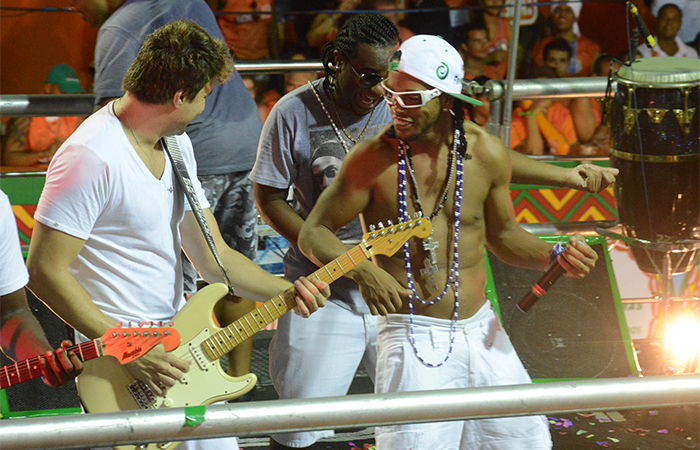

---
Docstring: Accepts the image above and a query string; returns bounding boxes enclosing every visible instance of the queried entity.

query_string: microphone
[628,2,656,49]
[518,243,566,313]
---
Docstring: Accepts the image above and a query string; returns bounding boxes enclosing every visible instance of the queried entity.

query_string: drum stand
[597,223,700,374]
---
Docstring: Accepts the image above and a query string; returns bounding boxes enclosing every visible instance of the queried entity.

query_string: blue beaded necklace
[397,128,464,367]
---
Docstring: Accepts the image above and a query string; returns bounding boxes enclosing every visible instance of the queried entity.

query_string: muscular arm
[483,139,553,269]
[180,209,328,316]
[26,223,188,394]
[26,223,115,339]
[485,137,598,276]
[298,141,411,315]
[508,149,618,193]
[484,136,598,278]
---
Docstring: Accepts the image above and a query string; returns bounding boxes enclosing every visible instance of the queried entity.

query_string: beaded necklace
[397,127,464,367]
[308,81,375,153]
[404,140,456,293]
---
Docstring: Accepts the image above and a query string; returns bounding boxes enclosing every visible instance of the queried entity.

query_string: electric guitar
[0,326,179,390]
[77,217,432,450]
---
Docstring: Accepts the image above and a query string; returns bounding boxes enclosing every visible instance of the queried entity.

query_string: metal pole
[1,77,611,117]
[1,375,699,450]
[661,252,674,374]
[500,0,524,145]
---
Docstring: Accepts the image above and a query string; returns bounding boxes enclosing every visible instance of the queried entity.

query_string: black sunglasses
[345,58,387,88]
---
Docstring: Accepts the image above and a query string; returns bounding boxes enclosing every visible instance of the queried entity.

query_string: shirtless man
[298,35,599,449]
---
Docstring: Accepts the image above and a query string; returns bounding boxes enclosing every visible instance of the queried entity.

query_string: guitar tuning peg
[117,322,123,328]
[369,224,376,231]
[138,321,144,327]
[414,212,423,218]
[378,221,384,229]
[387,219,393,226]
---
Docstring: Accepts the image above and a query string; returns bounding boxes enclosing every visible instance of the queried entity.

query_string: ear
[173,90,186,108]
[441,94,455,110]
[332,50,343,71]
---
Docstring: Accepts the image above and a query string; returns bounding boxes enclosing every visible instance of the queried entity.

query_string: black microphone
[628,2,656,49]
[518,244,566,312]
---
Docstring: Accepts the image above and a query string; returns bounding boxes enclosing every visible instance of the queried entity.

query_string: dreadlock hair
[452,100,471,160]
[320,13,399,93]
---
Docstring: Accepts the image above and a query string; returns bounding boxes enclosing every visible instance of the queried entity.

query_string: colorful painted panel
[511,186,618,224]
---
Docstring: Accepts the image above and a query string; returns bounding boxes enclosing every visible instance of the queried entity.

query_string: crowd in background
[2,0,698,164]
[201,0,700,157]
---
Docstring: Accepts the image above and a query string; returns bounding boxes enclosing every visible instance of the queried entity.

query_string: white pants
[269,300,377,447]
[374,302,552,450]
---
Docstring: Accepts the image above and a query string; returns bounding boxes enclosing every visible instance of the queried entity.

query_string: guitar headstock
[100,325,181,365]
[362,217,432,258]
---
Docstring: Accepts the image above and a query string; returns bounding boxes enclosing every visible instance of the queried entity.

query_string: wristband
[518,110,537,116]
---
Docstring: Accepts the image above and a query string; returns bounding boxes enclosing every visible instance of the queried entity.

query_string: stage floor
[236,332,699,450]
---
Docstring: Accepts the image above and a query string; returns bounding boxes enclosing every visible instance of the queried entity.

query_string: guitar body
[75,218,431,450]
[77,284,257,450]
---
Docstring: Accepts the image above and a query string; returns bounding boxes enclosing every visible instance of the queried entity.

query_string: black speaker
[0,288,82,419]
[487,235,640,381]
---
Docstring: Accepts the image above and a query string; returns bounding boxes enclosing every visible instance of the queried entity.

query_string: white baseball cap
[390,35,483,106]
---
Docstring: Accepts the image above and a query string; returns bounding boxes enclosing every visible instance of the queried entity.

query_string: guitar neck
[203,242,372,360]
[0,339,103,389]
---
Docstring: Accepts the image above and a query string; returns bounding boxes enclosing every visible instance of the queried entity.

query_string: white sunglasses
[381,81,442,109]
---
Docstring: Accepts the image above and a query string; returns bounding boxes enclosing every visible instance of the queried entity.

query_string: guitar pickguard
[77,284,257,450]
[150,328,255,409]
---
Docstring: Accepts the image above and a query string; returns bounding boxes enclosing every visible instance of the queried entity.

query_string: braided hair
[452,101,471,160]
[320,13,399,93]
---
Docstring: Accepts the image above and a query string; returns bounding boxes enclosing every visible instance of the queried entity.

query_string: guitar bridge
[128,379,156,409]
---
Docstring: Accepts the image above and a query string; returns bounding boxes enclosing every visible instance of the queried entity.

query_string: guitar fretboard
[0,339,102,389]
[202,242,372,360]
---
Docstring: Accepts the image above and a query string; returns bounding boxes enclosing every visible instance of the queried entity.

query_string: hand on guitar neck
[0,326,180,390]
[36,340,84,388]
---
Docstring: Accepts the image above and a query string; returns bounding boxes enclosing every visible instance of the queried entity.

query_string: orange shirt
[217,0,272,60]
[27,116,80,153]
[531,35,600,77]
[510,102,577,152]
[485,17,510,80]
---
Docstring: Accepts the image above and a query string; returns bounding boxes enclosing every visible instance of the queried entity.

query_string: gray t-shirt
[93,0,262,176]
[250,79,392,312]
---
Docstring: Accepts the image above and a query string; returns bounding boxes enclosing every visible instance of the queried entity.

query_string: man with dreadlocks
[298,35,599,449]
[250,13,400,449]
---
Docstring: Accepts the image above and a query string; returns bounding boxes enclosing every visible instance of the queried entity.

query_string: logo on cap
[436,63,449,80]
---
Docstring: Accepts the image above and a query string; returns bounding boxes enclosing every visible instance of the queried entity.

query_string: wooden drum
[610,57,699,274]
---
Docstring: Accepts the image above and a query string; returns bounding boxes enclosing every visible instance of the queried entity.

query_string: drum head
[616,57,700,86]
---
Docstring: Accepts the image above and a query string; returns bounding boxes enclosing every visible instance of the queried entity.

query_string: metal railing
[1,374,698,450]
[0,60,611,115]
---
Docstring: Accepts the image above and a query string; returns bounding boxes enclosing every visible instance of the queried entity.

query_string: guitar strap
[161,135,235,296]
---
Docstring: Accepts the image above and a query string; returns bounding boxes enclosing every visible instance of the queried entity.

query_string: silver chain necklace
[308,81,375,153]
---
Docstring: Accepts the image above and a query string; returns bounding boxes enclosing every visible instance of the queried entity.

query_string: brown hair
[122,20,233,104]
